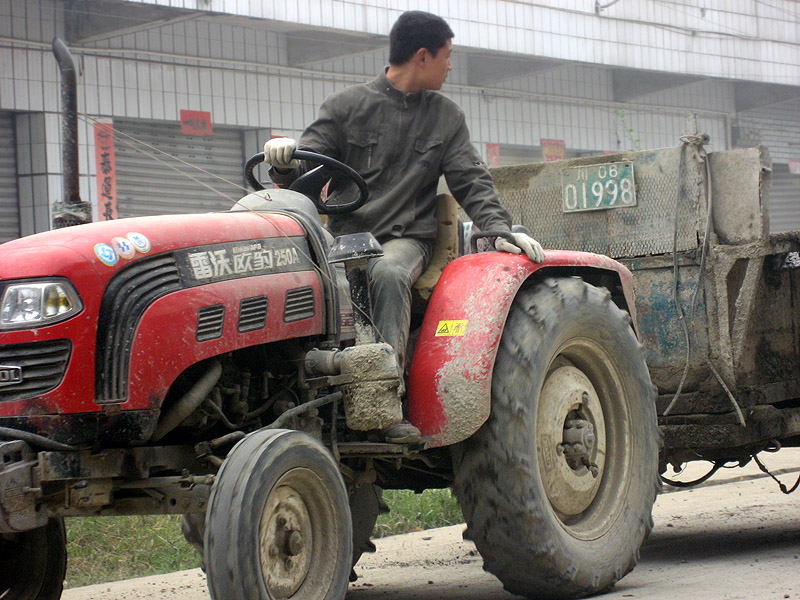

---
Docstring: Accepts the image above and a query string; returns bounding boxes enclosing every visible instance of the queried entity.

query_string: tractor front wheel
[205,428,352,600]
[0,518,67,600]
[453,277,660,599]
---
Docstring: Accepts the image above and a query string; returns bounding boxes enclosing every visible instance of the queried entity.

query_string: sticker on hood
[94,243,118,266]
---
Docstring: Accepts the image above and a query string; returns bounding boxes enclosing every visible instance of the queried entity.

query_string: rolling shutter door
[0,113,20,243]
[115,120,245,218]
[768,164,800,234]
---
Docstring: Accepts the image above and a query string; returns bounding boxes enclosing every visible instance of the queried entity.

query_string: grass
[64,488,463,588]
[374,488,464,538]
[65,515,200,589]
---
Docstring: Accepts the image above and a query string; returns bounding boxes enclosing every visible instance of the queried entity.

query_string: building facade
[1,0,798,241]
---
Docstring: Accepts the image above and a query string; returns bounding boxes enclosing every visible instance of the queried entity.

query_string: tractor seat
[411,193,460,315]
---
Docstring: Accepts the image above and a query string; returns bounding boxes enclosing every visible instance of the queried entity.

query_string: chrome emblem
[0,365,22,387]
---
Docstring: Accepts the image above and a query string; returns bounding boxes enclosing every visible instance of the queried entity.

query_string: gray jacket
[271,72,512,244]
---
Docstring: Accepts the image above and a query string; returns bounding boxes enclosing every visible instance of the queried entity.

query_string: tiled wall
[1,0,796,231]
[126,0,800,84]
[738,99,800,162]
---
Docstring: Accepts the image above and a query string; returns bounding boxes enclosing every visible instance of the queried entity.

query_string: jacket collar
[374,70,423,105]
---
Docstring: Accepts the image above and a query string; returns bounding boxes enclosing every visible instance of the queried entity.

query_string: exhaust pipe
[52,37,90,226]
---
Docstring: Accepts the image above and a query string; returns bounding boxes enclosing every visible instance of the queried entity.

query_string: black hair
[389,11,454,66]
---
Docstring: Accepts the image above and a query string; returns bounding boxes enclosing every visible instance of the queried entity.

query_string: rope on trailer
[661,461,722,488]
[662,132,745,427]
[753,451,800,495]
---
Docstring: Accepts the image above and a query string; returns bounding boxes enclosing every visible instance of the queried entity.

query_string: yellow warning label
[435,320,468,337]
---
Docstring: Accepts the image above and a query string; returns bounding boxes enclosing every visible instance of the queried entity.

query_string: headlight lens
[0,280,83,329]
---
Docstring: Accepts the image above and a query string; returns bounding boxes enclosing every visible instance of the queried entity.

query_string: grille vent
[96,254,181,402]
[284,287,316,322]
[238,296,269,332]
[0,339,71,402]
[197,305,225,341]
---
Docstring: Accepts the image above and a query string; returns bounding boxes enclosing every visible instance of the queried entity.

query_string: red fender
[407,250,637,448]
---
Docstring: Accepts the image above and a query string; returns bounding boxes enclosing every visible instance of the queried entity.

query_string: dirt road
[64,450,800,600]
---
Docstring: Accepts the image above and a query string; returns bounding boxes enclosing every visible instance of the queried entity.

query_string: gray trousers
[368,238,434,376]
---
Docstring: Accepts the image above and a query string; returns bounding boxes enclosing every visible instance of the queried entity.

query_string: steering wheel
[244,150,369,215]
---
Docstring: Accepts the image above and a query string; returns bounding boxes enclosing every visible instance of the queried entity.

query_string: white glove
[495,232,546,263]
[263,137,298,169]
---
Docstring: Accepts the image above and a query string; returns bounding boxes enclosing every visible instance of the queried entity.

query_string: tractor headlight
[0,280,83,329]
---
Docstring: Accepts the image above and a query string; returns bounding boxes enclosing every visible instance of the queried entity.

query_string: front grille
[238,296,268,332]
[284,286,315,322]
[197,305,225,341]
[0,339,71,402]
[96,254,181,402]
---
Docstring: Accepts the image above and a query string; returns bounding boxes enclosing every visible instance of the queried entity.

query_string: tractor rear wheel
[453,277,659,599]
[0,518,67,600]
[205,428,352,600]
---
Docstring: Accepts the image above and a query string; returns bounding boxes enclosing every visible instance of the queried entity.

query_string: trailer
[493,120,800,479]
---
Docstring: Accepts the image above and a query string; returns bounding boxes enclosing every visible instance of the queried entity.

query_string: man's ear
[414,47,429,66]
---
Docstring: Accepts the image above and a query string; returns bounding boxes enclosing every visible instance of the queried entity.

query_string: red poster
[94,121,117,221]
[541,138,566,162]
[486,143,501,167]
[180,110,213,136]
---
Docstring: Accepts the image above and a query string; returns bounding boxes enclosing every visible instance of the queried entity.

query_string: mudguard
[407,249,637,448]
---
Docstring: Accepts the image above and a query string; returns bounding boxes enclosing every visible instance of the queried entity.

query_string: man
[265,11,545,443]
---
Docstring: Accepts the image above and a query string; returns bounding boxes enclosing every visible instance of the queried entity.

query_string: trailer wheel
[453,277,660,599]
[0,518,67,600]
[205,428,352,600]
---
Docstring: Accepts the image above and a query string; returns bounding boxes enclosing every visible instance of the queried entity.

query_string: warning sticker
[435,320,468,337]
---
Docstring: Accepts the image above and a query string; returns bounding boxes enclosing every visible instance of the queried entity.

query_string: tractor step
[332,440,428,458]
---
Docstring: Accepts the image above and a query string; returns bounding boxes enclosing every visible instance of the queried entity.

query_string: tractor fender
[407,249,637,448]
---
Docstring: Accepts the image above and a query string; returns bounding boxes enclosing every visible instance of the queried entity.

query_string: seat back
[411,193,460,307]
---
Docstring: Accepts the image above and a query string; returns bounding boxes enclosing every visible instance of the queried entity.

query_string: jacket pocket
[414,137,443,154]
[346,130,379,169]
[413,137,444,178]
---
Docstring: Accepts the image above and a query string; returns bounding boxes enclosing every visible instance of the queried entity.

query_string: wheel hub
[537,364,607,519]
[559,400,599,476]
[259,485,313,598]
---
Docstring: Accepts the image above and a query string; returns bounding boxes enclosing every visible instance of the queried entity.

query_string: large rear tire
[0,518,67,600]
[205,428,352,600]
[453,277,660,599]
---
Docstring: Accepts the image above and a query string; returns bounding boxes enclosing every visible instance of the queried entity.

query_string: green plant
[615,108,641,151]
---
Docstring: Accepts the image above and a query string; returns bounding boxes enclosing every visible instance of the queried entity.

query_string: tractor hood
[0,211,306,282]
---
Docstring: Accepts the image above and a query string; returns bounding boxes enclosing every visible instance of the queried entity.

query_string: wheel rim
[536,341,632,540]
[259,467,338,598]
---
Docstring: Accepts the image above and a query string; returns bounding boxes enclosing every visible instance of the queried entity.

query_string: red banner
[541,138,566,162]
[94,121,117,221]
[486,143,501,167]
[180,110,213,136]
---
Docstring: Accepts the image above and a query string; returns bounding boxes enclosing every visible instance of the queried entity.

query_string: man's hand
[263,138,299,169]
[495,232,546,262]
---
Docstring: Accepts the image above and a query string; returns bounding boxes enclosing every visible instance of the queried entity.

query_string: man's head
[388,11,454,91]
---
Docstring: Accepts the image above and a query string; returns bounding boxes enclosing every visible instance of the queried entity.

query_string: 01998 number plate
[562,162,636,213]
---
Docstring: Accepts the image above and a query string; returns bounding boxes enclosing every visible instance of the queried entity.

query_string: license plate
[0,365,22,387]
[562,162,636,213]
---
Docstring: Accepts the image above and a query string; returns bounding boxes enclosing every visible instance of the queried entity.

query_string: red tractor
[0,147,658,600]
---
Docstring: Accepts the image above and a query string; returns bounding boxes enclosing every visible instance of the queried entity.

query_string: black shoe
[381,420,422,444]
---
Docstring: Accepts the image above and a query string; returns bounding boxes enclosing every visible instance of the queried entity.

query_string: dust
[338,343,403,430]
[342,380,402,430]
